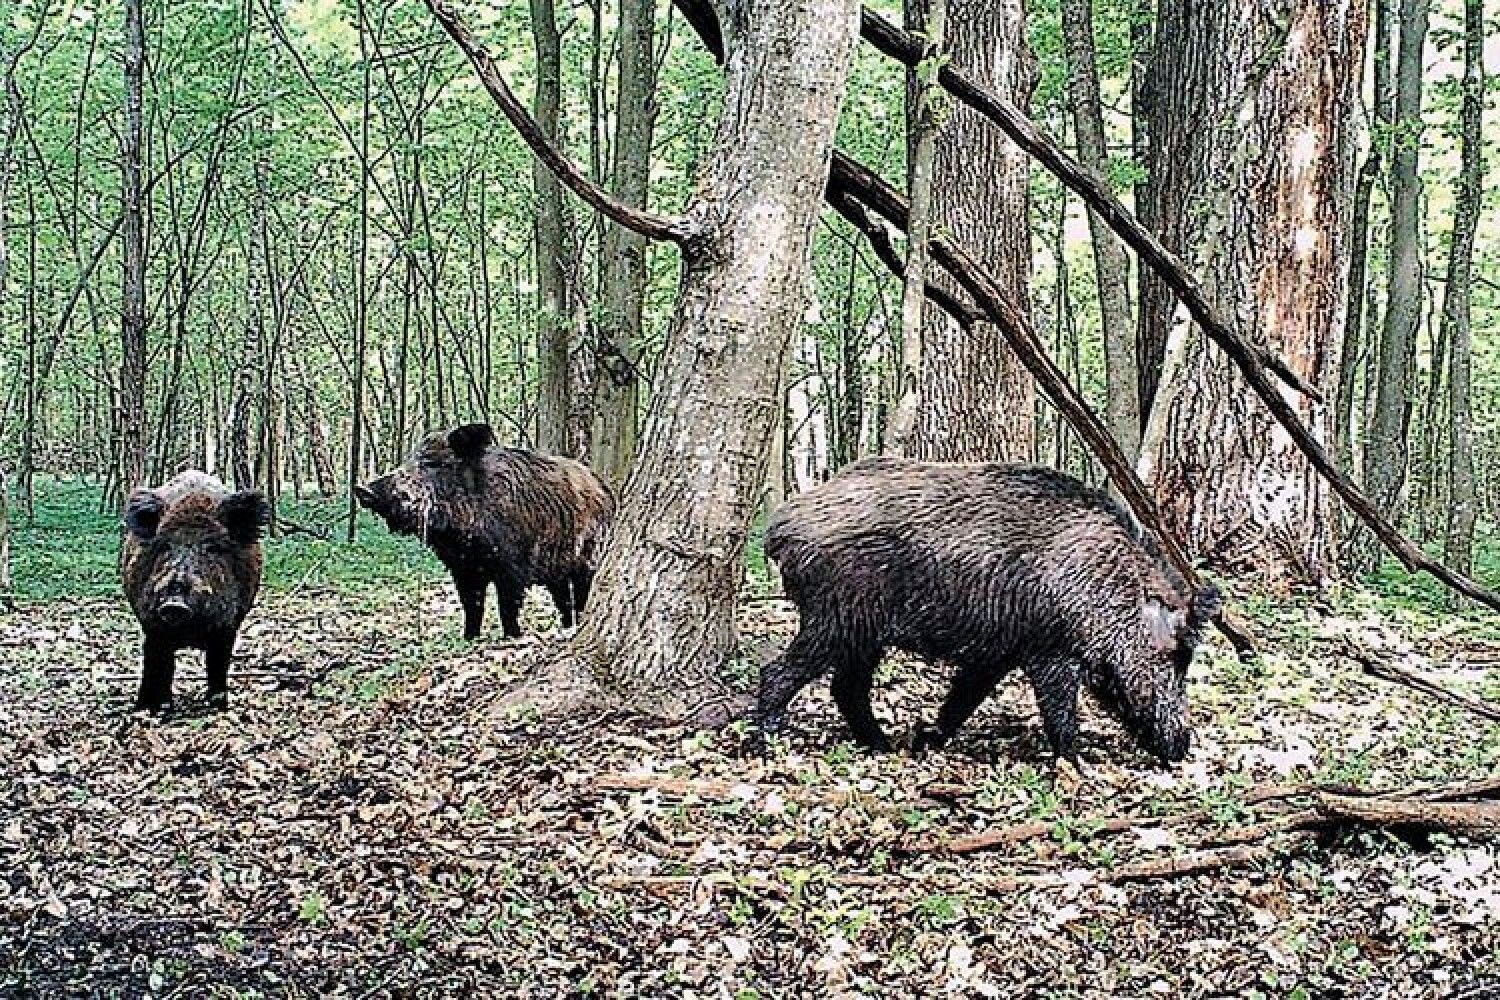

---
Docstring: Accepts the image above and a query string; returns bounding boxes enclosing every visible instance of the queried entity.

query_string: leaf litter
[0,582,1497,997]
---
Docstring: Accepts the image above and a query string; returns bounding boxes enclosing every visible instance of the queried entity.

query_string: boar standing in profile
[356,423,613,640]
[757,457,1220,765]
[121,471,271,711]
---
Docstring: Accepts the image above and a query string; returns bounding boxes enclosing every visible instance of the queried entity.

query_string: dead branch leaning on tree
[856,7,1500,615]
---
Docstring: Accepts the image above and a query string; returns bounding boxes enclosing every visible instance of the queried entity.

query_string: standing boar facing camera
[355,423,613,639]
[758,457,1220,765]
[121,471,270,711]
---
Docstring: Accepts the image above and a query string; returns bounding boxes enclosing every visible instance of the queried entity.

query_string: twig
[1342,642,1500,723]
[1105,832,1320,883]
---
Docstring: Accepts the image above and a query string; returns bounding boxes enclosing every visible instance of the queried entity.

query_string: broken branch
[425,0,692,245]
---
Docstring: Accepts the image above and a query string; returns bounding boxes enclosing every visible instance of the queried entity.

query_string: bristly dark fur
[757,457,1213,765]
[356,424,614,640]
[120,471,269,711]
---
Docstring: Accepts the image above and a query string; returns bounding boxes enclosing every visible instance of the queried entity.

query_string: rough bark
[346,0,372,542]
[591,0,658,488]
[570,0,861,723]
[908,0,1036,463]
[1443,0,1484,585]
[532,0,573,456]
[888,0,945,455]
[1136,0,1366,587]
[1062,0,1139,462]
[119,0,148,496]
[1355,0,1427,571]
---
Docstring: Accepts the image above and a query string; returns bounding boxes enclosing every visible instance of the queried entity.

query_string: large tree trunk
[590,0,657,488]
[119,0,148,497]
[1061,0,1138,463]
[1137,0,1367,586]
[571,0,860,724]
[1443,0,1484,585]
[532,0,573,456]
[907,0,1036,463]
[1354,0,1427,571]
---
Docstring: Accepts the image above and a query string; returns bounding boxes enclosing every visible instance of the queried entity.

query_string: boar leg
[829,653,889,751]
[135,635,177,711]
[452,570,488,640]
[913,658,1008,753]
[494,574,525,639]
[204,631,234,707]
[1022,656,1082,763]
[571,570,593,616]
[546,581,575,628]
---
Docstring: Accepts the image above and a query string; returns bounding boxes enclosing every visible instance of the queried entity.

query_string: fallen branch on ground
[1336,639,1500,723]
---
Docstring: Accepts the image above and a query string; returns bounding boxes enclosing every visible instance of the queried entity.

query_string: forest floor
[2,484,1500,998]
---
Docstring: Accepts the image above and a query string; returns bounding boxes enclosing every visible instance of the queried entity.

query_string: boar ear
[124,490,164,540]
[220,490,272,545]
[448,423,496,460]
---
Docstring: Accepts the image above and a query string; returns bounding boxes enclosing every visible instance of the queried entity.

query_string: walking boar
[355,423,613,639]
[121,471,270,711]
[757,457,1220,765]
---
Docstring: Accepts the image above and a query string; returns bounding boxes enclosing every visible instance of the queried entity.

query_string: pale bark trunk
[591,0,658,488]
[572,0,860,724]
[532,0,572,456]
[1062,0,1138,463]
[1443,0,1483,586]
[908,0,1036,463]
[119,0,148,496]
[1138,0,1367,587]
[1355,0,1426,571]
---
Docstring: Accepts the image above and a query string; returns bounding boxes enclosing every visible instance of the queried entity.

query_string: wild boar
[757,457,1220,765]
[120,471,270,711]
[355,423,613,639]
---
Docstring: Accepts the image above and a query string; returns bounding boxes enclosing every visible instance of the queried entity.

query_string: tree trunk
[571,0,860,724]
[119,0,148,497]
[532,0,572,455]
[908,0,1036,463]
[1354,0,1427,571]
[591,0,658,488]
[1062,0,1138,463]
[1337,0,1392,476]
[1443,0,1484,587]
[888,0,945,455]
[346,0,372,541]
[1137,0,1367,586]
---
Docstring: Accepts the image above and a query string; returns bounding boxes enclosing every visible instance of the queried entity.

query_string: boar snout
[157,597,193,628]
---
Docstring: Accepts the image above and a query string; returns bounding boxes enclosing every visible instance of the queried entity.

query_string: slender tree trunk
[571,0,860,724]
[1061,0,1138,463]
[1444,0,1484,587]
[0,466,10,597]
[1137,0,1367,586]
[119,0,149,497]
[1354,0,1427,572]
[1337,0,1392,476]
[888,0,945,455]
[346,0,372,541]
[591,0,657,487]
[908,0,1036,463]
[532,0,572,455]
